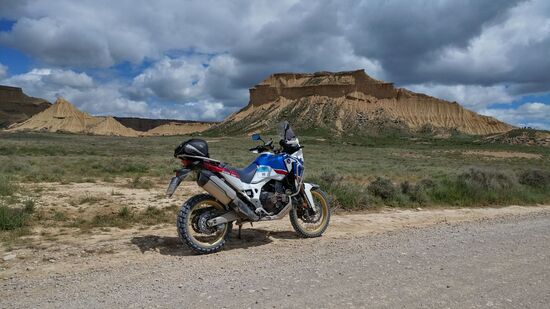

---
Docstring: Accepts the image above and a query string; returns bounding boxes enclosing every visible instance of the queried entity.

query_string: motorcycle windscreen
[278,121,296,140]
[166,169,191,197]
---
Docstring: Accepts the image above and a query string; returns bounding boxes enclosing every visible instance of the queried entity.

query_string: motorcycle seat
[220,162,257,183]
[235,163,257,183]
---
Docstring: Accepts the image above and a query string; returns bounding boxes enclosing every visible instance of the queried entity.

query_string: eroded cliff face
[0,85,51,128]
[212,70,514,136]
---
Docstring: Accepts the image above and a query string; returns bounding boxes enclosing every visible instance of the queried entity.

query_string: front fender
[303,182,320,208]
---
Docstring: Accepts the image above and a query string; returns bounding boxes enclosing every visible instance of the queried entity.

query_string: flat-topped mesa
[249,69,397,106]
[0,85,51,128]
[212,68,516,136]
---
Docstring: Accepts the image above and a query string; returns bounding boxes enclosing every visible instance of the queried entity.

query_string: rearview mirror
[251,133,261,141]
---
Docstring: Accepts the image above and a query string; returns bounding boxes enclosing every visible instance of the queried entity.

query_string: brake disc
[194,209,222,235]
[301,204,321,223]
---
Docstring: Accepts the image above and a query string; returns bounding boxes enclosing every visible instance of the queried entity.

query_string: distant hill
[210,69,514,136]
[114,117,215,132]
[8,98,140,137]
[145,122,212,136]
[7,97,212,137]
[0,85,51,128]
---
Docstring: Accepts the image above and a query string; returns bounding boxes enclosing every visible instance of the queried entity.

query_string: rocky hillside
[0,85,51,128]
[114,117,214,132]
[211,70,514,136]
[482,128,550,147]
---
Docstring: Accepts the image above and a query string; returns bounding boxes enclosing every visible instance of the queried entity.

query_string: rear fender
[166,168,191,197]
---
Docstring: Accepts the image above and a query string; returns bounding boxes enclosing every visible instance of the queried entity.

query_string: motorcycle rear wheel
[290,189,331,238]
[177,194,232,254]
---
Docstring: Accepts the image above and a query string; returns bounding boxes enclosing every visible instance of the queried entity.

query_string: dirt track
[1,206,550,308]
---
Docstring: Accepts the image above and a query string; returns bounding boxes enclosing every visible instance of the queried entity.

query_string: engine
[259,181,290,214]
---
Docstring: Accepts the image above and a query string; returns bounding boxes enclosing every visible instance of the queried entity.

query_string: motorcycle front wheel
[176,194,232,254]
[290,188,331,238]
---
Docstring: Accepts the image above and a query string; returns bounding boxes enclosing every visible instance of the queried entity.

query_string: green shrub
[457,168,517,191]
[127,176,154,189]
[53,211,68,221]
[0,176,18,196]
[518,169,550,188]
[308,171,369,210]
[367,177,397,200]
[400,181,428,204]
[23,199,36,213]
[118,206,132,218]
[0,204,29,230]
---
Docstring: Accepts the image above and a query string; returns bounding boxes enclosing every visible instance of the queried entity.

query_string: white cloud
[129,56,208,102]
[406,83,515,109]
[0,63,7,79]
[420,0,550,89]
[479,102,550,130]
[0,0,299,68]
[1,68,148,117]
[1,0,549,126]
[149,100,234,122]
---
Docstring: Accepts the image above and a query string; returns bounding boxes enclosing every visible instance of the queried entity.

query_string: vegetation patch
[309,168,550,210]
[0,176,19,196]
[126,176,155,189]
[70,206,177,231]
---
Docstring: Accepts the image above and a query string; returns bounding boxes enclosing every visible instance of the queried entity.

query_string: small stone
[262,287,268,291]
[416,207,422,211]
[2,254,16,261]
[48,259,56,263]
[26,266,35,271]
[248,289,255,293]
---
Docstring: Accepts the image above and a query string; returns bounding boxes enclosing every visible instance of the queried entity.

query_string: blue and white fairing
[219,144,304,210]
[251,152,304,183]
[217,121,315,212]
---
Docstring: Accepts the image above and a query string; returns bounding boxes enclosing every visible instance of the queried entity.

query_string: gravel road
[1,208,549,308]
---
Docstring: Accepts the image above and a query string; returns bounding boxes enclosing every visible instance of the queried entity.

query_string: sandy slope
[145,122,211,136]
[214,70,514,135]
[8,98,140,137]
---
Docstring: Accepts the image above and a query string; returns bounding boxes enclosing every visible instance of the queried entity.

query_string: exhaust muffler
[198,170,259,221]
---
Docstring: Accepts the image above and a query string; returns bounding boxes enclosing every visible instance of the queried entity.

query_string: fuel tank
[253,153,287,171]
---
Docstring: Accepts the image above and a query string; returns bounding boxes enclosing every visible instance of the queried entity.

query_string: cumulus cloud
[406,84,515,109]
[480,102,550,130]
[1,68,148,117]
[125,53,250,108]
[1,0,549,123]
[0,0,297,68]
[148,100,235,122]
[128,56,208,102]
[0,63,7,79]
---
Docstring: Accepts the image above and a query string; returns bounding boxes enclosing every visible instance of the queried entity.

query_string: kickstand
[237,224,242,240]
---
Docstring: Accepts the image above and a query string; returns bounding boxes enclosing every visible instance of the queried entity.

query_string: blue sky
[0,0,549,128]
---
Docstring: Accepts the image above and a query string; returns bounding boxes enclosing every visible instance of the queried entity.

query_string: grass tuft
[126,177,154,189]
[0,176,18,196]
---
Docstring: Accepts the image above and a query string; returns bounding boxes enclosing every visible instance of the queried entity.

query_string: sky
[0,0,549,129]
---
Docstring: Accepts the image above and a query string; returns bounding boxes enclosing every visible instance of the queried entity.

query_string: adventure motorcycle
[166,122,331,254]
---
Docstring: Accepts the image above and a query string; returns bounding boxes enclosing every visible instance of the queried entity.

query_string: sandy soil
[1,180,549,282]
[462,150,542,159]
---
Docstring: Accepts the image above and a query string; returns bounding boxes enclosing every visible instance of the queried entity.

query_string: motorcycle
[166,121,331,254]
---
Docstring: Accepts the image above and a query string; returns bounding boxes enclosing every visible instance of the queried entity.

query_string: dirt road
[1,206,550,308]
